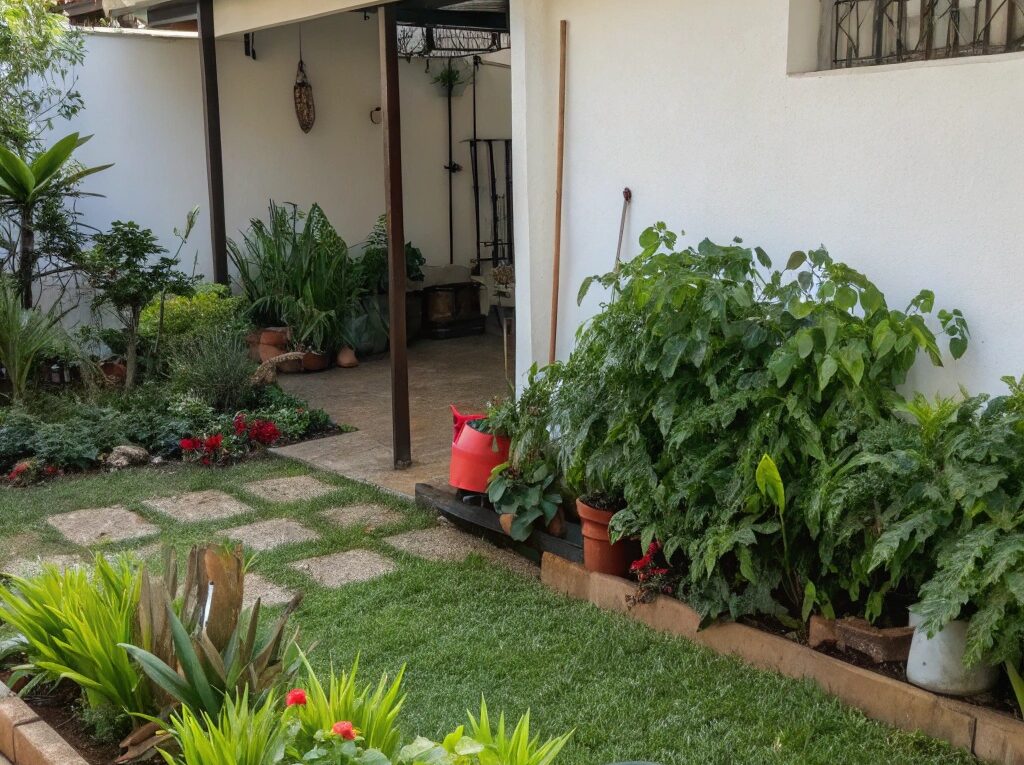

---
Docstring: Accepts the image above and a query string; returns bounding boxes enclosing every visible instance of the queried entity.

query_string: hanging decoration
[293,27,315,133]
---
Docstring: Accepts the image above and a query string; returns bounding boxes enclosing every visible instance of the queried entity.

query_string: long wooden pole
[197,0,227,285]
[548,20,568,365]
[380,5,411,470]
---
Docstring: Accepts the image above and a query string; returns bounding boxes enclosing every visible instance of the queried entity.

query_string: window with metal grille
[828,0,1024,67]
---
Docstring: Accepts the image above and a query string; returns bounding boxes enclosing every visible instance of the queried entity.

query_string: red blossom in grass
[285,689,307,707]
[179,438,200,452]
[7,462,30,482]
[203,434,224,453]
[248,420,281,446]
[331,721,356,740]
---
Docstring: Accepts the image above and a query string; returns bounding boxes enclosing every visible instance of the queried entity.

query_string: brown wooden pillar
[379,4,412,469]
[197,0,228,285]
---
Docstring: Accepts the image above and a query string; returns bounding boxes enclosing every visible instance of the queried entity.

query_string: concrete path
[273,335,511,498]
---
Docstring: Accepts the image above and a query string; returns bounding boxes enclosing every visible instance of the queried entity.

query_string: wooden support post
[197,0,228,285]
[379,5,412,469]
[548,20,568,365]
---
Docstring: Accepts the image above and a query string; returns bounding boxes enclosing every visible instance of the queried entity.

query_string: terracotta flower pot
[336,346,359,368]
[100,361,127,384]
[576,498,639,577]
[301,351,330,372]
[259,327,291,347]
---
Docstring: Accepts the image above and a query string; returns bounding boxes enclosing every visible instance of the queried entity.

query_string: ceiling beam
[395,7,507,31]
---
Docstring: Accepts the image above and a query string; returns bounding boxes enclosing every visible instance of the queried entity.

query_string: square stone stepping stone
[224,518,318,552]
[290,549,396,588]
[48,506,159,546]
[243,573,297,609]
[322,504,404,531]
[144,490,252,523]
[243,475,336,503]
[2,554,85,579]
[383,525,490,563]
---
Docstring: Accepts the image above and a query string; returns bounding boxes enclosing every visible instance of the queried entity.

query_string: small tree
[79,219,197,389]
[0,132,110,307]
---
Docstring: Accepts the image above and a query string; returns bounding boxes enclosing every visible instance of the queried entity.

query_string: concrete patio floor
[273,334,512,497]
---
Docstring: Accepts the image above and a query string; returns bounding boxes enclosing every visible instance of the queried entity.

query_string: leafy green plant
[167,327,256,412]
[78,217,198,388]
[354,214,426,295]
[287,654,406,760]
[0,276,66,401]
[556,224,969,622]
[229,201,358,354]
[0,132,110,307]
[465,700,572,765]
[0,553,149,716]
[158,689,289,765]
[488,461,562,542]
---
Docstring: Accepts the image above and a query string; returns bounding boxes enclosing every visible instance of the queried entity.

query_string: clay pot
[448,406,509,494]
[259,327,291,347]
[100,361,127,384]
[546,507,567,538]
[301,351,330,372]
[499,513,515,537]
[336,346,359,368]
[256,343,288,363]
[576,498,639,577]
[248,327,291,362]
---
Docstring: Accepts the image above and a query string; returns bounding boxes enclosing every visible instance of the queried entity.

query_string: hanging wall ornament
[294,29,315,133]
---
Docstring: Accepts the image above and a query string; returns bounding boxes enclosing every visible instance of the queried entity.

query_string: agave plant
[117,545,303,762]
[0,132,111,307]
[0,276,67,401]
[466,700,573,765]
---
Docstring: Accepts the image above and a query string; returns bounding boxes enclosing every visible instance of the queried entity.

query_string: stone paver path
[224,518,318,551]
[48,506,159,546]
[384,524,538,579]
[290,549,396,588]
[322,504,405,531]
[2,554,84,579]
[243,475,335,503]
[243,573,298,609]
[145,490,252,523]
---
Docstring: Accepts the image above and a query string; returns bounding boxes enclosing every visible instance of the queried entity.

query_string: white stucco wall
[511,0,1024,398]
[63,19,511,281]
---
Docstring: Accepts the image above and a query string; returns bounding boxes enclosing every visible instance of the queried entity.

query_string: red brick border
[0,683,88,765]
[541,553,1024,764]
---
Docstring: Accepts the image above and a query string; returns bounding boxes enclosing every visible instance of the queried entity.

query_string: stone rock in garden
[106,444,150,469]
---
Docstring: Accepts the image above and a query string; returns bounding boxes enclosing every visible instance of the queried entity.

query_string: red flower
[630,554,653,572]
[285,688,307,707]
[201,456,212,466]
[43,465,59,476]
[248,420,281,446]
[331,721,356,740]
[203,434,223,453]
[233,414,247,436]
[179,438,199,452]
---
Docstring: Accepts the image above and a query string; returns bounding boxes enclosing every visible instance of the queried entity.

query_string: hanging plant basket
[294,60,316,133]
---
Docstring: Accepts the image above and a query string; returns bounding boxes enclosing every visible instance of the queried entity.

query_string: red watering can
[448,405,510,494]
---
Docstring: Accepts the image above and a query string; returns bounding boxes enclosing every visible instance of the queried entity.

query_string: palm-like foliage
[0,132,111,307]
[466,700,572,765]
[0,276,65,401]
[228,201,359,353]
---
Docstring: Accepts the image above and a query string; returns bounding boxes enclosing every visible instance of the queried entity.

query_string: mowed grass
[0,458,976,765]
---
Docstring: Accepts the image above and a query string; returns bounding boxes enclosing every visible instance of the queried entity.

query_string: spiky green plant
[466,700,572,765]
[0,276,66,401]
[158,689,289,765]
[287,652,406,759]
[0,553,148,715]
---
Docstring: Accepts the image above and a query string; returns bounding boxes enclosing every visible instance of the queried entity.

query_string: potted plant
[448,405,509,494]
[431,60,470,98]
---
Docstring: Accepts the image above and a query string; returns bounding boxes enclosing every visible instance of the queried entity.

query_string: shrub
[0,276,66,402]
[558,224,970,622]
[167,328,256,412]
[139,282,246,346]
[0,554,150,717]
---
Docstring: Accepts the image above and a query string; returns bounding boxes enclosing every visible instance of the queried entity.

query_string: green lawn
[0,458,975,765]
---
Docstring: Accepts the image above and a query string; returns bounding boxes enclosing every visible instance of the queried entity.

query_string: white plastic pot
[906,610,999,696]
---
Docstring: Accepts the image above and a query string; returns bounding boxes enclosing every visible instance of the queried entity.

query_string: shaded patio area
[273,335,511,497]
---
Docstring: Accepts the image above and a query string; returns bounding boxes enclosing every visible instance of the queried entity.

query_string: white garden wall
[63,17,511,282]
[511,0,1024,398]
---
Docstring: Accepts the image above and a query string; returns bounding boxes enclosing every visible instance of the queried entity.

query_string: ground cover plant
[0,459,979,765]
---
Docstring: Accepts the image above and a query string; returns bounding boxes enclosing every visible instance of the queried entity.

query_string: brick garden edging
[0,681,88,765]
[540,553,1024,765]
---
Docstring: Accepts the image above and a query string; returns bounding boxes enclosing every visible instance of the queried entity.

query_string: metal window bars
[833,0,1024,67]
